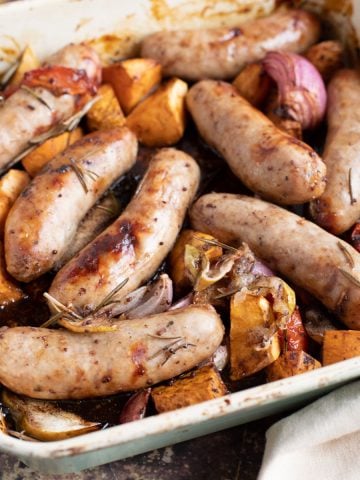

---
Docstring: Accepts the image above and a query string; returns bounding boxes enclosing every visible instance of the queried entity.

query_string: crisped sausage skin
[49,148,200,315]
[5,127,137,282]
[0,305,224,399]
[310,70,360,234]
[187,81,326,205]
[141,9,320,80]
[190,193,360,330]
[0,44,101,173]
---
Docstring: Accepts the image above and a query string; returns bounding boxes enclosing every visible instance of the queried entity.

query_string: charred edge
[131,342,147,378]
[65,220,138,279]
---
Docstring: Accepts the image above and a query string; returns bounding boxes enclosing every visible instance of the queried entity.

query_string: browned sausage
[310,70,360,234]
[5,127,137,282]
[49,148,200,315]
[190,193,360,330]
[187,80,326,205]
[0,305,224,399]
[141,9,320,80]
[0,43,101,174]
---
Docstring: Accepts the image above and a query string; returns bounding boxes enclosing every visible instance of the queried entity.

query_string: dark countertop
[0,416,278,479]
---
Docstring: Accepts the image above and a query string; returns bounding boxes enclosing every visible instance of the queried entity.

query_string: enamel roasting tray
[0,0,359,473]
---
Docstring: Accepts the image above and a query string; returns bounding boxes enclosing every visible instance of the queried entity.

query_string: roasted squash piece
[230,291,280,380]
[152,365,227,413]
[232,63,271,106]
[266,351,321,382]
[323,330,360,366]
[22,127,83,177]
[86,84,125,131]
[9,45,40,86]
[169,229,222,292]
[102,58,162,114]
[0,241,24,306]
[2,389,100,441]
[0,169,30,234]
[126,77,188,147]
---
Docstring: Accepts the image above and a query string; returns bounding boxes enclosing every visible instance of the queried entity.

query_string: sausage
[141,9,320,80]
[186,81,326,205]
[310,70,360,234]
[54,193,120,271]
[0,43,101,174]
[5,127,137,282]
[190,193,360,330]
[49,148,200,315]
[0,304,224,399]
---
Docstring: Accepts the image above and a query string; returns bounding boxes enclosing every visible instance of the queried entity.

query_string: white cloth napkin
[258,380,360,480]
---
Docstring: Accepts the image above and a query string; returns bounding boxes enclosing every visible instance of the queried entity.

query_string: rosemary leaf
[148,334,183,340]
[63,96,100,131]
[349,168,357,205]
[338,268,360,287]
[92,278,129,314]
[193,235,239,253]
[20,85,53,112]
[337,241,355,268]
[95,204,116,215]
[69,158,89,193]
[40,311,64,328]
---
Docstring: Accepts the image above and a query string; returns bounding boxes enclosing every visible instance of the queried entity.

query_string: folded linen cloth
[258,380,360,480]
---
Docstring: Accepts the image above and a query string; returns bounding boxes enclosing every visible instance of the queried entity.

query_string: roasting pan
[0,0,359,473]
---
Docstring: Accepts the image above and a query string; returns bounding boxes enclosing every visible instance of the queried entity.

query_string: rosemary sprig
[338,268,360,288]
[147,338,183,361]
[1,97,100,175]
[41,292,83,328]
[193,235,239,253]
[147,337,195,365]
[92,278,129,314]
[43,292,82,319]
[68,146,104,194]
[337,241,355,268]
[349,168,357,205]
[20,85,53,112]
[160,342,196,366]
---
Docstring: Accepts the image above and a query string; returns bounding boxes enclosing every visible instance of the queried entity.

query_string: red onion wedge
[119,389,151,424]
[263,51,327,129]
